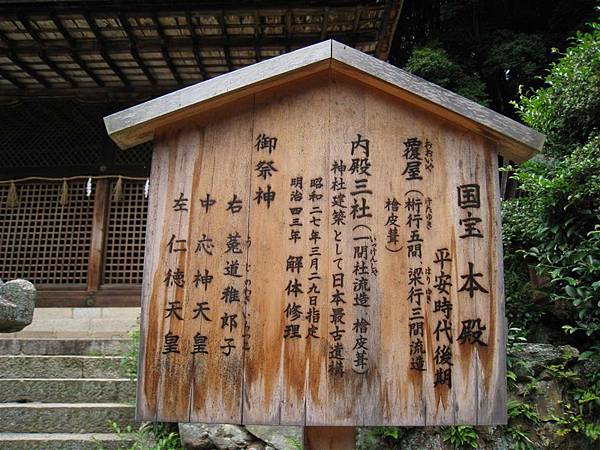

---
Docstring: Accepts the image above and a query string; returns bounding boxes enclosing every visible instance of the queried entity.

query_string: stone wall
[178,343,600,450]
[4,307,140,339]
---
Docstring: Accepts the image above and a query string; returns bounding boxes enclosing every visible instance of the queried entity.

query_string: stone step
[0,338,131,356]
[0,403,136,433]
[0,432,135,450]
[0,355,131,379]
[0,378,135,403]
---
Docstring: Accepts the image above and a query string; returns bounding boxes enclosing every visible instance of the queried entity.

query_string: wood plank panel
[136,70,508,426]
[478,143,507,424]
[137,127,202,421]
[243,74,331,425]
[188,100,254,423]
[153,127,203,422]
[446,131,485,425]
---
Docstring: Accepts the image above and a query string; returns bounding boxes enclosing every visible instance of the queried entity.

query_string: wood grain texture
[87,179,109,291]
[304,426,356,450]
[104,41,333,149]
[134,73,508,426]
[330,42,544,161]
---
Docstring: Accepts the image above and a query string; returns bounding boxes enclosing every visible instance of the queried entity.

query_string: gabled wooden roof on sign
[0,0,403,101]
[105,40,544,162]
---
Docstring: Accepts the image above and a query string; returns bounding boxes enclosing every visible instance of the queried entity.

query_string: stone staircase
[0,338,137,449]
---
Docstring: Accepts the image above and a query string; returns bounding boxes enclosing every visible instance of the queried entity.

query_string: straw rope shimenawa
[0,175,149,207]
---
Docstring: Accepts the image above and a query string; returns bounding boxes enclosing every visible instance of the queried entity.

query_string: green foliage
[506,327,529,389]
[482,30,547,92]
[284,435,303,450]
[442,426,479,449]
[507,399,540,423]
[101,422,182,450]
[552,401,600,441]
[404,46,490,106]
[358,426,403,448]
[514,19,600,158]
[507,425,535,450]
[121,320,141,380]
[502,131,600,339]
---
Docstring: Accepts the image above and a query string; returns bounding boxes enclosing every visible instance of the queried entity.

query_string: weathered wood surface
[105,40,543,163]
[87,179,109,291]
[330,41,544,162]
[136,73,507,426]
[304,426,356,450]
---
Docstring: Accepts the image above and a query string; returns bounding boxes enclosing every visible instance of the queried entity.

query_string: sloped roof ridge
[105,39,543,161]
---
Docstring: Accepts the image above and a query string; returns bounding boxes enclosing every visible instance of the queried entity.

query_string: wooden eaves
[105,39,544,162]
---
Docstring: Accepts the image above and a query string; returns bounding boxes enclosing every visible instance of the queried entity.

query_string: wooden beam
[284,9,292,52]
[119,13,157,86]
[185,11,208,80]
[374,0,404,60]
[87,179,109,291]
[218,10,233,72]
[49,13,105,87]
[36,287,142,308]
[84,12,131,86]
[0,67,25,89]
[0,33,373,56]
[320,7,329,40]
[0,85,171,103]
[252,10,262,62]
[352,5,363,33]
[18,15,78,87]
[153,12,182,84]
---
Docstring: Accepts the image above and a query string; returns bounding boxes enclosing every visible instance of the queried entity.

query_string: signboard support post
[304,426,356,450]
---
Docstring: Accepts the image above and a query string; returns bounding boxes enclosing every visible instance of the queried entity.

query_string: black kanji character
[457,184,481,209]
[172,193,188,211]
[200,193,216,212]
[162,331,180,354]
[193,269,213,290]
[195,234,214,255]
[164,301,183,320]
[226,194,243,214]
[191,302,211,321]
[458,262,489,298]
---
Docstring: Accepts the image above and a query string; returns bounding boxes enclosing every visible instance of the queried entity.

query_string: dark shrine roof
[0,0,403,102]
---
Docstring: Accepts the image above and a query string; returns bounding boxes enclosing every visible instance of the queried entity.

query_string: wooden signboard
[105,40,544,427]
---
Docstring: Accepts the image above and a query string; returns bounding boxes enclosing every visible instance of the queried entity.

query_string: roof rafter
[0,67,25,89]
[0,33,376,57]
[18,14,78,87]
[153,12,182,85]
[218,10,233,72]
[0,2,401,101]
[119,13,156,86]
[185,11,209,81]
[84,12,130,86]
[49,13,105,87]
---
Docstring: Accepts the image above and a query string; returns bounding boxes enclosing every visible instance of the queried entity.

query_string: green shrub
[514,20,600,158]
[121,319,140,380]
[443,426,479,449]
[507,137,600,338]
